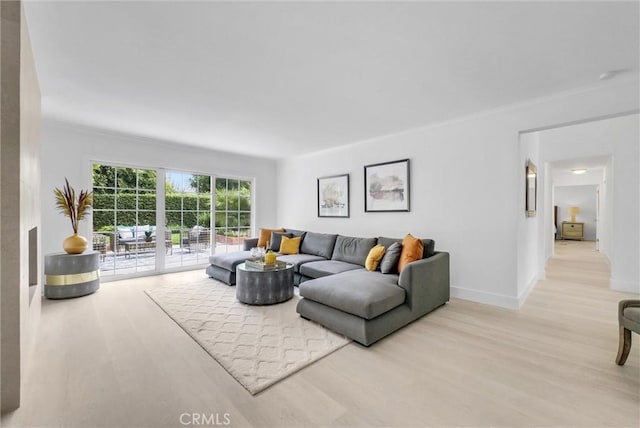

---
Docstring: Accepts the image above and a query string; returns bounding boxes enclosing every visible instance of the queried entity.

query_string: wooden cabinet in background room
[562,222,584,240]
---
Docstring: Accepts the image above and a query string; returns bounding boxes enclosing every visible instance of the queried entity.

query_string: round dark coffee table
[235,262,294,305]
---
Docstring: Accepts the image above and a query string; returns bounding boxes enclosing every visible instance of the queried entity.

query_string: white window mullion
[156,168,166,272]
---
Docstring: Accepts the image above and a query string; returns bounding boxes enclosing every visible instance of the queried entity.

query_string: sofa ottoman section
[206,251,251,285]
[299,270,404,319]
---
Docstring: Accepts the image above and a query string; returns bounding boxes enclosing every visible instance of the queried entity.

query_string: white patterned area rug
[145,277,351,395]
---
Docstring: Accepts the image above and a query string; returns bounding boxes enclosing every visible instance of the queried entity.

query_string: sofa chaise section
[297,251,450,346]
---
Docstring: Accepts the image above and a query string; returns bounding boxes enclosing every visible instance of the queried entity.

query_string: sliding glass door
[92,164,158,276]
[165,172,212,269]
[214,178,252,254]
[92,163,253,277]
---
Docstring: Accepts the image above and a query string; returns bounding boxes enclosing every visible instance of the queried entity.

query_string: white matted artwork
[317,174,350,218]
[364,159,410,212]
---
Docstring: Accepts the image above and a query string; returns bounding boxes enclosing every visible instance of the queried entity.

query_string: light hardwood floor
[3,241,639,427]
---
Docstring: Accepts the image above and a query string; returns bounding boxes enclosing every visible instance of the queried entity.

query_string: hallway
[546,240,609,288]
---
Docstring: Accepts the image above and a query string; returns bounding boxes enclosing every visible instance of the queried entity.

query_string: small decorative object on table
[54,178,93,254]
[245,259,288,271]
[144,230,153,242]
[264,249,277,265]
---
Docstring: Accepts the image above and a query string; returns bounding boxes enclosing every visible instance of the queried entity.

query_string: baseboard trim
[450,286,519,310]
[610,278,640,294]
[517,276,539,308]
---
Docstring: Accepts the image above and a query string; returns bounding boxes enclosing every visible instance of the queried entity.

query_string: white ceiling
[24,1,640,159]
[551,155,609,186]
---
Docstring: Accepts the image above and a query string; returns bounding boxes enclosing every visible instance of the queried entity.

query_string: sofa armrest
[619,299,640,324]
[243,238,259,250]
[398,251,450,312]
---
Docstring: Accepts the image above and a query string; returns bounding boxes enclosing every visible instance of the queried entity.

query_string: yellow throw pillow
[398,234,424,272]
[279,236,301,255]
[257,227,284,248]
[365,244,386,271]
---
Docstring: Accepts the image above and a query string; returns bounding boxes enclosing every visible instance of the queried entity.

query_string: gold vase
[63,233,88,254]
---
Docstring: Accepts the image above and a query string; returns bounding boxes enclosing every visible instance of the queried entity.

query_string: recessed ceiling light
[571,168,587,175]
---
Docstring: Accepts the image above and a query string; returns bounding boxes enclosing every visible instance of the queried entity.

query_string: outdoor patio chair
[165,230,173,254]
[92,233,107,261]
[182,227,210,253]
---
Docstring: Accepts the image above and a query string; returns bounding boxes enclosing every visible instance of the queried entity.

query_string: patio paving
[99,243,242,277]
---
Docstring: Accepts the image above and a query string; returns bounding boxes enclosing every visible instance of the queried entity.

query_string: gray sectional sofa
[206,228,450,346]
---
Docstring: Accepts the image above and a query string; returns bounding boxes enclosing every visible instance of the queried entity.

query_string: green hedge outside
[93,193,250,230]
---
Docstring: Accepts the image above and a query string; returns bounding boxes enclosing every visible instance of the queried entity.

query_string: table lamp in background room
[568,206,580,222]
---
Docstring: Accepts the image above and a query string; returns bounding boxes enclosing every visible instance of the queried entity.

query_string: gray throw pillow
[270,232,292,252]
[380,242,402,274]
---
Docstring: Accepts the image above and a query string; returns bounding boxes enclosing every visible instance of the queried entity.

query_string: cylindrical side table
[44,251,100,299]
[236,262,294,305]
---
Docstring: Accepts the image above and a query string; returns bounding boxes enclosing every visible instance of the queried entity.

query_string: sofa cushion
[300,270,405,320]
[276,253,326,273]
[398,234,424,272]
[378,236,435,258]
[299,260,362,279]
[117,226,134,239]
[132,225,151,237]
[377,236,399,249]
[209,251,251,271]
[258,227,284,248]
[270,232,292,251]
[284,228,307,241]
[380,242,402,274]
[365,244,386,271]
[331,235,377,266]
[300,232,338,259]
[280,236,302,254]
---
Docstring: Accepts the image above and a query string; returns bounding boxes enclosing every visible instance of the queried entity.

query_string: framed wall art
[364,159,410,212]
[317,174,350,218]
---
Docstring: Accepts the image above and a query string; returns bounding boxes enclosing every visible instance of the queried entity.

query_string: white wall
[602,159,612,258]
[40,119,278,267]
[539,115,639,293]
[517,132,540,300]
[555,185,598,240]
[277,78,639,308]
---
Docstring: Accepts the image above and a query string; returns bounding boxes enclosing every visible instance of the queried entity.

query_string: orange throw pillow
[398,233,424,272]
[257,227,284,248]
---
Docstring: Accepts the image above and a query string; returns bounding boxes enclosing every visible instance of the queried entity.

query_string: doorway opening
[549,155,610,259]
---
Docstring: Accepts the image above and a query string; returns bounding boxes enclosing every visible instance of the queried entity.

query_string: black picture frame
[364,159,410,212]
[317,174,350,218]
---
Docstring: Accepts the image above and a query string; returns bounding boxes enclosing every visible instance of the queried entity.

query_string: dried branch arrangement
[54,178,93,234]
